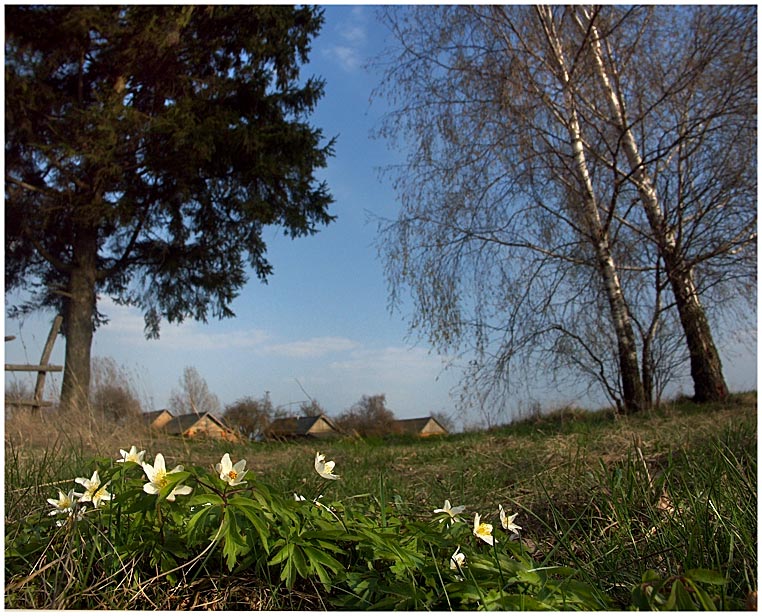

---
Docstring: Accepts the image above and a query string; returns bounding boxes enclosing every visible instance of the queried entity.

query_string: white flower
[142,453,191,500]
[499,504,522,533]
[215,453,247,486]
[294,493,306,501]
[450,546,466,570]
[75,470,111,508]
[166,484,193,502]
[314,452,339,480]
[117,446,146,464]
[434,499,466,524]
[91,484,112,508]
[473,512,495,546]
[47,488,78,516]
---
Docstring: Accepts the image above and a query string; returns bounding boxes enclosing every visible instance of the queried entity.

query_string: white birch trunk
[580,7,728,402]
[537,6,646,412]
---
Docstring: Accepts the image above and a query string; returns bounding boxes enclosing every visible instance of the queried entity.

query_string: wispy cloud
[265,336,360,359]
[329,346,447,385]
[98,297,271,350]
[323,7,369,72]
[329,46,363,72]
[97,297,361,357]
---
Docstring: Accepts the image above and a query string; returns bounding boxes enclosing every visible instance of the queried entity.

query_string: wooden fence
[5,315,63,410]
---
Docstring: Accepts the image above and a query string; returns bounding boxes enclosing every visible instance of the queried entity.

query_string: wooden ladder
[5,315,64,410]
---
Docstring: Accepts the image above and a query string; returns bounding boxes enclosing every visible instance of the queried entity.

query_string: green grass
[5,392,757,609]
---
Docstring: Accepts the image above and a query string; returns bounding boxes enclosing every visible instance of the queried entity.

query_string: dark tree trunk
[666,261,729,403]
[583,13,729,405]
[59,230,98,414]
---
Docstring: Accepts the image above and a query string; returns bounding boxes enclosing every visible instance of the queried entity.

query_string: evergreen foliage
[5,6,335,409]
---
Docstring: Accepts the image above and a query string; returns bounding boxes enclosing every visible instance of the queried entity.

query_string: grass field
[5,392,757,609]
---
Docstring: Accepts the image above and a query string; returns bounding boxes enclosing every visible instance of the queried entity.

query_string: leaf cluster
[6,444,738,610]
[5,6,335,336]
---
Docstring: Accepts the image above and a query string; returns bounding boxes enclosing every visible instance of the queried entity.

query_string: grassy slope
[5,392,757,608]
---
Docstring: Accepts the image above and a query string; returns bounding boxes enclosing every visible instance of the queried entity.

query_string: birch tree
[375,5,754,414]
[376,6,647,414]
[568,5,756,402]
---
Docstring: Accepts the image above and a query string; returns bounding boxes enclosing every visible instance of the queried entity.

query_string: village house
[146,410,240,442]
[265,414,342,440]
[393,416,449,437]
[142,408,174,429]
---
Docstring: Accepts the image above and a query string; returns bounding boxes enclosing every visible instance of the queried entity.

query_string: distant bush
[224,393,274,439]
[90,357,144,422]
[334,394,396,437]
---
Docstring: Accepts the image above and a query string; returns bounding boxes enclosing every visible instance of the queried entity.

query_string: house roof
[267,414,341,436]
[143,409,173,422]
[164,412,234,435]
[393,416,448,435]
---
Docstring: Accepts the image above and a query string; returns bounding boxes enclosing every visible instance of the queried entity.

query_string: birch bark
[579,7,729,402]
[537,6,646,413]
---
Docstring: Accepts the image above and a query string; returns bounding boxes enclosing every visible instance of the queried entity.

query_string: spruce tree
[6,6,335,412]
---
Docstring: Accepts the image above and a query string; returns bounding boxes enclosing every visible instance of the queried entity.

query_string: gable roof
[164,412,234,436]
[393,416,448,435]
[267,414,341,437]
[143,408,173,422]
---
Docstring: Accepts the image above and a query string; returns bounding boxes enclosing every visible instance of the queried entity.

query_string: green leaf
[631,585,652,611]
[674,579,696,610]
[684,568,728,585]
[185,503,221,545]
[291,544,310,580]
[642,569,662,583]
[692,584,720,611]
[302,544,343,576]
[187,493,224,507]
[268,543,292,567]
[229,496,271,554]
[221,514,249,571]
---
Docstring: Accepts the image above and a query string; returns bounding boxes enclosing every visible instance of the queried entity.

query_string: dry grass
[5,391,756,609]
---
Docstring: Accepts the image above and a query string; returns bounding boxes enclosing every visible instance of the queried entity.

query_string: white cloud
[97,296,271,350]
[329,45,363,72]
[341,24,366,45]
[158,326,271,351]
[264,336,360,359]
[97,297,361,357]
[323,7,369,72]
[329,345,447,385]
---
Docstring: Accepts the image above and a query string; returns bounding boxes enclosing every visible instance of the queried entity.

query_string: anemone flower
[117,446,146,464]
[499,504,522,534]
[450,546,466,570]
[47,488,78,516]
[434,499,466,524]
[473,512,495,546]
[314,452,339,480]
[75,470,111,508]
[142,453,191,500]
[216,453,247,487]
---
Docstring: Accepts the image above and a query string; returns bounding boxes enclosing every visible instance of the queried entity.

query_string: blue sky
[3,6,757,426]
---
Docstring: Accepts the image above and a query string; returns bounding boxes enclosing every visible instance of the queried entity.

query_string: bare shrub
[430,410,455,433]
[90,357,144,423]
[169,366,221,416]
[334,394,396,437]
[224,394,274,440]
[298,398,327,417]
